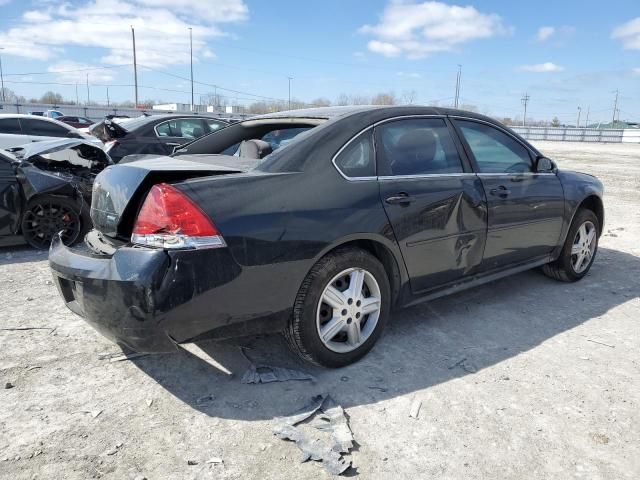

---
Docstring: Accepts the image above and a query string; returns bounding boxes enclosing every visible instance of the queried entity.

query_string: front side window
[456,120,532,173]
[377,118,463,176]
[23,119,70,137]
[156,119,207,138]
[0,118,22,135]
[334,130,375,177]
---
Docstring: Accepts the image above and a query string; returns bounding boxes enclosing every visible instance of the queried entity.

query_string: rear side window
[0,118,22,135]
[456,120,532,173]
[377,118,463,176]
[22,119,70,137]
[206,119,225,132]
[334,130,375,178]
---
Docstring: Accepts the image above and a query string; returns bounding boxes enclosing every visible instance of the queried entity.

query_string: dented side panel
[379,175,488,293]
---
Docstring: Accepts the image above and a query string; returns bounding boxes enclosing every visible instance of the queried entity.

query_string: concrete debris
[187,460,198,466]
[273,395,353,476]
[5,382,14,389]
[409,398,422,419]
[206,457,223,464]
[241,365,315,384]
[146,399,153,407]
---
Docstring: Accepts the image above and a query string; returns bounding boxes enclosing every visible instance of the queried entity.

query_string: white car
[0,114,102,150]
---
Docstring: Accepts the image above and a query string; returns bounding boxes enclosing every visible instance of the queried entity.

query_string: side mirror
[535,156,555,173]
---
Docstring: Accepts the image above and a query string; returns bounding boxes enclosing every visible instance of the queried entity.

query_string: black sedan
[1,139,112,249]
[49,106,604,367]
[89,114,229,162]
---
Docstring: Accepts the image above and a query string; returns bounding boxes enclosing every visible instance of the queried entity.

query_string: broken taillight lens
[131,183,225,249]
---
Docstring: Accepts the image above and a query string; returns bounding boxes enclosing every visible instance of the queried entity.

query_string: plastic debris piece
[241,365,315,384]
[273,395,353,476]
[91,410,103,419]
[187,460,198,466]
[206,457,223,464]
[409,398,422,419]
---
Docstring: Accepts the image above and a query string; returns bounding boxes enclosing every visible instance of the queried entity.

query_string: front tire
[285,247,391,368]
[542,208,599,282]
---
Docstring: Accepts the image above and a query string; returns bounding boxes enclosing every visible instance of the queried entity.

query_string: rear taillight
[131,183,225,249]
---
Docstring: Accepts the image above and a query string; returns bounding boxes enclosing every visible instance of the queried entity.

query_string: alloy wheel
[571,220,596,274]
[316,267,382,353]
[22,201,81,249]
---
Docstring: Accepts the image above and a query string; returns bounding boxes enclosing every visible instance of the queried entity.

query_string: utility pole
[189,27,194,112]
[576,106,581,128]
[106,87,110,107]
[287,76,292,110]
[131,26,139,109]
[86,74,90,105]
[521,93,530,127]
[585,106,590,127]
[612,89,618,126]
[0,48,5,103]
[75,83,79,105]
[454,64,461,108]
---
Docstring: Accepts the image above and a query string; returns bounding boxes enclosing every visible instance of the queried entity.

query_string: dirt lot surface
[1,141,639,479]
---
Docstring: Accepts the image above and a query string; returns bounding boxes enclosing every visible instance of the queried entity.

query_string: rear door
[154,118,209,155]
[376,117,487,293]
[0,117,29,149]
[452,118,564,271]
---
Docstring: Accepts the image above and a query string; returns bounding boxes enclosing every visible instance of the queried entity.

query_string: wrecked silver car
[0,139,112,249]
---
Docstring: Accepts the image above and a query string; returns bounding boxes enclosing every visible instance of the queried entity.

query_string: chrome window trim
[331,125,377,181]
[378,173,477,181]
[476,172,556,177]
[153,117,207,139]
[373,114,442,127]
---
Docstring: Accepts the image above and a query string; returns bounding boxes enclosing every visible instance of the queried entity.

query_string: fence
[0,102,246,121]
[511,126,640,143]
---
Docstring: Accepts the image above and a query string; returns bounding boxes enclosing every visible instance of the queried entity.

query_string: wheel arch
[576,194,604,235]
[310,234,407,308]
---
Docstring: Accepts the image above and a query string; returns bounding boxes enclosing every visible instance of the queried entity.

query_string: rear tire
[284,247,391,368]
[21,195,89,249]
[542,209,599,282]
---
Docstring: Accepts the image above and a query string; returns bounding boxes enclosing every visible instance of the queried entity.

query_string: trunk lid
[90,155,250,238]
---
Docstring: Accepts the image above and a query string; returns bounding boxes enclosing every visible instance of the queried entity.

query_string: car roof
[250,105,495,123]
[0,113,75,127]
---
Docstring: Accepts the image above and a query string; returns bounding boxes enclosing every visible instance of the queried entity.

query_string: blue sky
[0,0,638,123]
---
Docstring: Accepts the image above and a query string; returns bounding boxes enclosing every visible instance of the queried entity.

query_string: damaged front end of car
[1,139,112,248]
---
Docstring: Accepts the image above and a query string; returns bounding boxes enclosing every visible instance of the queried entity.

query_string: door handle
[489,186,511,198]
[385,193,413,205]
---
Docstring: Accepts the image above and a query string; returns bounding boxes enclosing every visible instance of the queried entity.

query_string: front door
[376,117,487,293]
[453,119,564,271]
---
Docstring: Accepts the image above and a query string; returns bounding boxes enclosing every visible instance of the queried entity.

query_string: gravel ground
[1,141,639,480]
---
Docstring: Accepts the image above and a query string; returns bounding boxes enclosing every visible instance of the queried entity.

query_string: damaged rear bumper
[48,233,291,353]
[49,235,178,352]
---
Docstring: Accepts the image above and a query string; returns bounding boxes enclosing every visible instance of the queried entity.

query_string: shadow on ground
[0,246,48,266]
[117,247,640,420]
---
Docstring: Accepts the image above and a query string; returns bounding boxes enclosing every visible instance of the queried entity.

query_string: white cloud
[612,17,640,50]
[0,0,248,67]
[48,61,116,83]
[633,67,640,76]
[397,71,422,78]
[518,62,564,73]
[536,26,555,41]
[359,1,510,59]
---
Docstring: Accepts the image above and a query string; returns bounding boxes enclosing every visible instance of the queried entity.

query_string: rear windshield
[116,116,157,131]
